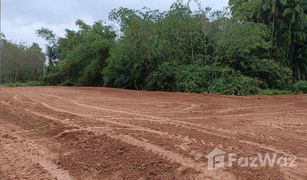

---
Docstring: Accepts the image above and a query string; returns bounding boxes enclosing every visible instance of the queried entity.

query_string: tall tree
[1,39,44,83]
[229,0,307,81]
[36,28,59,66]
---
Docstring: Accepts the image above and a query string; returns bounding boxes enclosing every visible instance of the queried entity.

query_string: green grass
[1,81,304,96]
[259,89,294,95]
[1,81,45,87]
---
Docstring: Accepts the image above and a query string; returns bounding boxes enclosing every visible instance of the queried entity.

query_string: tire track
[0,120,73,180]
[27,97,217,164]
[56,126,235,179]
[12,91,307,179]
[4,88,307,179]
[27,93,302,159]
[66,97,303,158]
[0,100,10,106]
[23,103,235,179]
[12,96,220,175]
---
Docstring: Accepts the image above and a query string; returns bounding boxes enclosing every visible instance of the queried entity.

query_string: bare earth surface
[0,87,306,180]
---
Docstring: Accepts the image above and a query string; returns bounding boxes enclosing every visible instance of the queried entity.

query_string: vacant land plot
[0,87,306,179]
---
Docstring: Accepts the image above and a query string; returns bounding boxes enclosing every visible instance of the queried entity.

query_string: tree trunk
[290,43,297,82]
[14,71,18,82]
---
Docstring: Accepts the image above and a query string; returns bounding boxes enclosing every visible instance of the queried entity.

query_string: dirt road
[0,87,306,179]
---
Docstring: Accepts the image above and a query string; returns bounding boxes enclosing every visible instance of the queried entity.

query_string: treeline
[1,36,45,83]
[38,0,307,95]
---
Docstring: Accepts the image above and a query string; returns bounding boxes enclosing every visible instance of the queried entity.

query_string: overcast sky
[2,0,228,48]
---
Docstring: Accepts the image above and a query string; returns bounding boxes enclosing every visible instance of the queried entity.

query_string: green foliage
[175,65,209,93]
[208,75,260,96]
[34,0,307,96]
[1,40,45,83]
[36,28,57,44]
[293,81,307,93]
[36,28,59,66]
[41,20,116,86]
[229,0,261,21]
[60,80,75,87]
[145,64,239,93]
[145,62,177,92]
[102,41,137,89]
[174,65,235,93]
[3,81,45,87]
[43,65,64,85]
[247,59,292,89]
[216,21,271,66]
[259,89,293,95]
[78,59,103,86]
[230,0,307,81]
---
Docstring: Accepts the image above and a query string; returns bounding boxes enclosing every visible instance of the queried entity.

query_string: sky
[2,0,228,48]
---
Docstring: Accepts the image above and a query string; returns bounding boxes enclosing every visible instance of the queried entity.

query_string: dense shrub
[44,72,64,86]
[175,65,209,93]
[146,64,236,93]
[78,59,103,86]
[42,20,116,87]
[36,1,307,96]
[145,62,177,91]
[208,75,260,95]
[259,89,293,95]
[1,41,44,83]
[60,80,75,86]
[174,65,233,93]
[247,59,292,89]
[293,81,307,93]
[102,45,134,89]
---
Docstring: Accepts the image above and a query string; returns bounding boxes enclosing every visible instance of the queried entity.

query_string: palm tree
[46,45,59,66]
[259,0,287,57]
[36,28,59,67]
[282,0,306,80]
[258,0,306,80]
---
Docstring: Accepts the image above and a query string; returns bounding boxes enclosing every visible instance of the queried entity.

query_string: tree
[43,20,116,86]
[37,0,307,95]
[229,0,307,81]
[36,28,59,66]
[1,38,44,83]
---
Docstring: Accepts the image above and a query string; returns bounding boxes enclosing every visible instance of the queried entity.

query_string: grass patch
[293,81,307,93]
[1,81,45,87]
[259,89,294,95]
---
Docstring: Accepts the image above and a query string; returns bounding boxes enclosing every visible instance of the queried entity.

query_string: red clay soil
[0,87,306,179]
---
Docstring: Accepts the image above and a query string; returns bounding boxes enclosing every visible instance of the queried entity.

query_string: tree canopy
[29,0,307,95]
[1,39,44,83]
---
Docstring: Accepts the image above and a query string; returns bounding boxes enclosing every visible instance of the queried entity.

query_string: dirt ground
[0,87,306,180]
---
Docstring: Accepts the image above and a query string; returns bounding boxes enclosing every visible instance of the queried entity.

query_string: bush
[44,72,65,85]
[173,65,236,93]
[146,64,235,93]
[78,59,103,86]
[208,75,260,96]
[26,81,45,86]
[248,59,292,89]
[259,89,293,95]
[43,65,66,85]
[175,65,209,93]
[293,81,307,93]
[60,80,75,86]
[145,62,177,91]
